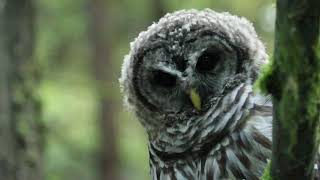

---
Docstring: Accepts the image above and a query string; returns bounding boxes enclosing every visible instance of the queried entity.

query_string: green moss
[279,77,299,156]
[255,56,275,94]
[261,162,272,180]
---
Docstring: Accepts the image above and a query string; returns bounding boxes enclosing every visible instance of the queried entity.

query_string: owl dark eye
[151,70,177,88]
[196,49,221,73]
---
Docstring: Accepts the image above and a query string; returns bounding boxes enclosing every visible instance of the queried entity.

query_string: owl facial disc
[119,9,269,131]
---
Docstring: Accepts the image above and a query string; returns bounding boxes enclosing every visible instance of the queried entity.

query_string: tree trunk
[262,0,320,179]
[0,0,43,180]
[152,0,166,20]
[87,1,120,180]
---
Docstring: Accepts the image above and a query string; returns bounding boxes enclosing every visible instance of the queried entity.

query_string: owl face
[120,9,267,131]
[137,33,239,114]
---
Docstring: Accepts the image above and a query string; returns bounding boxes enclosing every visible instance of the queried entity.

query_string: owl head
[120,9,267,137]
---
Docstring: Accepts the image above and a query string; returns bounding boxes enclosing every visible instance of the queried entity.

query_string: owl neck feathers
[147,83,272,179]
[148,124,272,180]
[149,83,253,154]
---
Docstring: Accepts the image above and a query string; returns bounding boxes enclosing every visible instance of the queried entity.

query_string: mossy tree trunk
[262,0,320,179]
[0,0,43,180]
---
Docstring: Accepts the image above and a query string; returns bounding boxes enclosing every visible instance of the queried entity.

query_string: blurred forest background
[1,0,276,180]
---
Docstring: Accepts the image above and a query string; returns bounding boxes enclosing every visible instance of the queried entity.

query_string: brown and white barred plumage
[120,9,273,180]
[149,84,272,180]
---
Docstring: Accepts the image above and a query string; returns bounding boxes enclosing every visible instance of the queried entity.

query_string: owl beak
[188,88,201,111]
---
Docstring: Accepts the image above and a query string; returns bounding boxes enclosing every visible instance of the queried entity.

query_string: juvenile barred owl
[120,9,272,180]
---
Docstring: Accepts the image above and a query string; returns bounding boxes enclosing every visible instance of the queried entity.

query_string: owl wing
[250,94,273,140]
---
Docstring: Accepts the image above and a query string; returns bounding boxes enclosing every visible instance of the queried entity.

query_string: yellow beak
[189,88,201,111]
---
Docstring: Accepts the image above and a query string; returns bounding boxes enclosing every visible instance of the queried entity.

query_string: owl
[120,9,272,180]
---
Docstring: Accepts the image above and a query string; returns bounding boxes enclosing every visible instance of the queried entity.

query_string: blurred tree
[261,0,320,179]
[0,0,43,180]
[152,0,166,20]
[87,0,120,180]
